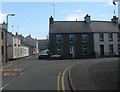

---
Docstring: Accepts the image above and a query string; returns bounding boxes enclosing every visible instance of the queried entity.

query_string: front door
[70,46,75,58]
[100,45,104,56]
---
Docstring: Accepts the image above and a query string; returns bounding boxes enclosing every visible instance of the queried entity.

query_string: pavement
[69,59,119,90]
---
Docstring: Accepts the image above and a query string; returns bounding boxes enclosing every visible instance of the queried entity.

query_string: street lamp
[6,13,15,62]
[6,14,15,26]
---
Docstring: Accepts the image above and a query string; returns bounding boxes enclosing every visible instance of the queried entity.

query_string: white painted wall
[94,32,118,56]
[7,32,14,59]
[104,33,109,55]
[36,41,39,54]
[93,33,100,56]
[7,33,29,60]
[113,33,118,54]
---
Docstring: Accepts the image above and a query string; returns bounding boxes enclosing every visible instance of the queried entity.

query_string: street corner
[90,60,118,90]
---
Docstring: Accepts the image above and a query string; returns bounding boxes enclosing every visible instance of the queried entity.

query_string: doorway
[70,46,75,58]
[100,45,104,55]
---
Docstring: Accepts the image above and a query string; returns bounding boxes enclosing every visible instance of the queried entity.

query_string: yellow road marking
[61,66,71,92]
[57,71,62,91]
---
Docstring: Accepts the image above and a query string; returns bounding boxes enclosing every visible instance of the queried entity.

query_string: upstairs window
[109,33,113,41]
[56,34,63,43]
[69,34,76,43]
[1,31,4,40]
[99,33,104,41]
[82,34,88,42]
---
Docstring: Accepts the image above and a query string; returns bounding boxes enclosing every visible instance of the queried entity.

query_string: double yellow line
[57,66,71,92]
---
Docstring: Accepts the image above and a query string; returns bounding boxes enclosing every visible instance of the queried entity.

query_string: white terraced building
[7,32,29,60]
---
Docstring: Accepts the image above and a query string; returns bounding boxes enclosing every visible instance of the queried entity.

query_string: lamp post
[6,14,15,62]
[6,14,15,26]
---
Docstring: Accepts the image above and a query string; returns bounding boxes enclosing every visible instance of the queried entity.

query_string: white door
[70,46,75,58]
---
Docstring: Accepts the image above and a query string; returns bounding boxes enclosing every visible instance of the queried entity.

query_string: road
[1,55,118,91]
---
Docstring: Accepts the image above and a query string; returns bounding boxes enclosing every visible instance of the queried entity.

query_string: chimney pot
[84,14,91,24]
[111,16,118,23]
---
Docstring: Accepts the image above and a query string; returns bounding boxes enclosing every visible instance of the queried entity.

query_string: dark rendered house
[49,14,120,59]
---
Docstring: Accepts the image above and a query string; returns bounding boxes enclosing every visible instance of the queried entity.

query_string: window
[69,34,76,43]
[82,34,88,42]
[99,33,104,41]
[118,33,120,41]
[109,33,113,41]
[82,44,88,55]
[56,34,63,43]
[109,45,113,54]
[1,31,4,40]
[118,44,120,53]
[1,46,4,55]
[56,45,63,55]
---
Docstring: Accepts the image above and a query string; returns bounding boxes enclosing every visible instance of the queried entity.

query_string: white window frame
[82,45,88,55]
[82,34,88,42]
[69,34,76,43]
[56,34,63,43]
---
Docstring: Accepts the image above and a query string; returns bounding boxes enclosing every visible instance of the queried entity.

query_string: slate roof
[49,21,119,33]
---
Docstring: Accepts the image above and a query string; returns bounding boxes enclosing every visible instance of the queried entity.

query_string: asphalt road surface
[1,55,118,91]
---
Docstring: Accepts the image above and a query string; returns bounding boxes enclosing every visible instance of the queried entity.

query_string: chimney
[111,16,118,23]
[84,14,91,24]
[49,16,54,24]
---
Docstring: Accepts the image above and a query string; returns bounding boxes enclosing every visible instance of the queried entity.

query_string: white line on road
[1,77,17,90]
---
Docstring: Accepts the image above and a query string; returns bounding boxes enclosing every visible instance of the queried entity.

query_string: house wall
[104,33,109,55]
[93,33,100,56]
[7,34,29,60]
[38,39,48,52]
[25,35,38,55]
[7,32,14,59]
[94,32,118,57]
[36,41,39,54]
[49,33,95,59]
[113,33,118,54]
[2,26,7,62]
[0,26,2,62]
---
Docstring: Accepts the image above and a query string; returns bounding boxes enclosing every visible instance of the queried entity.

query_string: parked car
[38,49,49,59]
[51,54,61,60]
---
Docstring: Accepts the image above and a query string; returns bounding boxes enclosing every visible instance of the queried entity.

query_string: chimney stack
[111,16,118,23]
[49,16,54,24]
[84,14,91,24]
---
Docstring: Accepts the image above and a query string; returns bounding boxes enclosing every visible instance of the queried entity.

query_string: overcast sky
[0,1,118,39]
